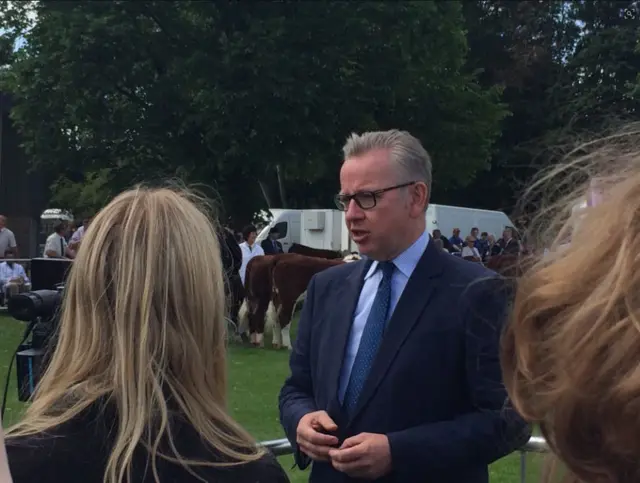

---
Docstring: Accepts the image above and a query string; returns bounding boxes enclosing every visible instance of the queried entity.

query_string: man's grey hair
[342,130,432,200]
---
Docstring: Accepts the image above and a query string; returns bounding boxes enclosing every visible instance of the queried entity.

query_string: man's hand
[329,432,392,480]
[296,410,339,462]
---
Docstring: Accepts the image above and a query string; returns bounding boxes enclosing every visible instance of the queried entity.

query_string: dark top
[219,227,243,276]
[6,404,289,483]
[261,238,283,255]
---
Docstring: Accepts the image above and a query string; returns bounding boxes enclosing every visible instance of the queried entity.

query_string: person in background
[432,237,450,254]
[219,225,243,285]
[0,252,30,305]
[501,132,640,483]
[449,227,463,253]
[477,231,490,259]
[239,224,264,285]
[43,221,72,259]
[431,229,452,252]
[496,227,521,255]
[218,224,245,337]
[280,129,529,483]
[461,235,482,262]
[5,186,289,483]
[261,227,284,255]
[0,216,17,258]
[489,233,502,256]
[68,217,91,252]
[66,220,78,242]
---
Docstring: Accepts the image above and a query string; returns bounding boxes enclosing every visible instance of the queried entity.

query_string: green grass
[0,314,543,482]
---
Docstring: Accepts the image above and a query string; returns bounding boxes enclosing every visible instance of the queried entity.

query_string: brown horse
[288,243,342,260]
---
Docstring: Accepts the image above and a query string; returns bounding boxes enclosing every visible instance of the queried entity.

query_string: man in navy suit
[279,130,529,482]
[261,227,284,255]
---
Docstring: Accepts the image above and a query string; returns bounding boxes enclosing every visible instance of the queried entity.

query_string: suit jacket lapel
[325,259,372,419]
[349,242,446,421]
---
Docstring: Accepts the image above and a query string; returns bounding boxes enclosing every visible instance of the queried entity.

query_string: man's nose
[345,199,365,222]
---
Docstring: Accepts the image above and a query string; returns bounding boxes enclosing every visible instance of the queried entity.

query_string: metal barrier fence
[260,435,549,482]
[0,259,32,265]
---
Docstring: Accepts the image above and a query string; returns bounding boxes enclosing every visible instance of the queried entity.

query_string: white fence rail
[260,435,549,482]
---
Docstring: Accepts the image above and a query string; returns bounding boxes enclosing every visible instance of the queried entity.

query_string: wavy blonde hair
[6,186,265,483]
[502,125,640,483]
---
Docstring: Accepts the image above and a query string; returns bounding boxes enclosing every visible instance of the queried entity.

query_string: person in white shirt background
[0,216,18,258]
[67,217,92,257]
[461,235,482,262]
[43,222,72,259]
[0,251,30,304]
[239,224,264,285]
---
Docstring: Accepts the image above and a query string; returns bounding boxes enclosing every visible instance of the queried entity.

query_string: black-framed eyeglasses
[334,181,417,211]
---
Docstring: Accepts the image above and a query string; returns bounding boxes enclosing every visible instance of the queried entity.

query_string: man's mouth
[350,229,369,241]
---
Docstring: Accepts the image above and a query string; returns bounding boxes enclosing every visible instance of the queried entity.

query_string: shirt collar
[365,230,429,280]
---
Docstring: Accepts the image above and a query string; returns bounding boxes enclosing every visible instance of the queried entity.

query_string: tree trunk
[258,179,275,208]
[276,164,288,208]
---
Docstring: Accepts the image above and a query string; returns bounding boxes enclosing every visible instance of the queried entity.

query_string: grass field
[0,314,542,482]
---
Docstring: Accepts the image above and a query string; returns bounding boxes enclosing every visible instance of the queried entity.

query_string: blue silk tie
[343,261,395,417]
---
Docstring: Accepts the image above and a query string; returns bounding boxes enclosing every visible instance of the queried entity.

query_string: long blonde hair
[502,125,640,482]
[7,186,265,483]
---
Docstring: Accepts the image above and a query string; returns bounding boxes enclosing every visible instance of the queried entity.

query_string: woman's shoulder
[6,432,290,483]
[6,429,108,483]
[215,452,290,483]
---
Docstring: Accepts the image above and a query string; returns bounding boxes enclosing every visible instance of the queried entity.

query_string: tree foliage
[0,1,35,67]
[49,169,115,219]
[2,0,505,223]
[452,0,578,210]
[2,0,638,223]
[554,0,640,132]
[452,0,640,213]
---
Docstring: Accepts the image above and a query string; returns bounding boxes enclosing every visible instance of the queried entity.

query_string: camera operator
[4,187,288,483]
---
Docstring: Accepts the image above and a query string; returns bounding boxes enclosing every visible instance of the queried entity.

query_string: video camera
[6,258,72,402]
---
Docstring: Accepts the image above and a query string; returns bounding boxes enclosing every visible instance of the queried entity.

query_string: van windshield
[257,224,272,242]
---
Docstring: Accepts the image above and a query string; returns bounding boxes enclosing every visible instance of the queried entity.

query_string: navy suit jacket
[278,240,530,483]
[262,239,284,255]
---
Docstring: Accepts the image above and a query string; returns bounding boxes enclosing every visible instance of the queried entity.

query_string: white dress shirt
[239,242,265,285]
[44,233,68,258]
[338,230,429,402]
[0,262,29,285]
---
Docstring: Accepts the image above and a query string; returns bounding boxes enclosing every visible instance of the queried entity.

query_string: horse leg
[238,299,250,339]
[267,300,282,349]
[279,298,296,350]
[282,324,292,351]
[254,296,269,348]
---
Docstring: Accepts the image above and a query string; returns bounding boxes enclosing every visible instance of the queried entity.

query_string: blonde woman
[0,415,12,483]
[5,187,288,483]
[501,127,640,482]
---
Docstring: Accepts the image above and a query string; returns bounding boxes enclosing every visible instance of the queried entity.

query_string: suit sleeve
[278,276,319,470]
[387,276,531,476]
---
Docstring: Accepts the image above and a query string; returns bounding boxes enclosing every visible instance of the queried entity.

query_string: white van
[426,204,514,238]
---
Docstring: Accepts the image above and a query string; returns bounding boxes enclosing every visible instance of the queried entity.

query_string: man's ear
[411,182,428,217]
